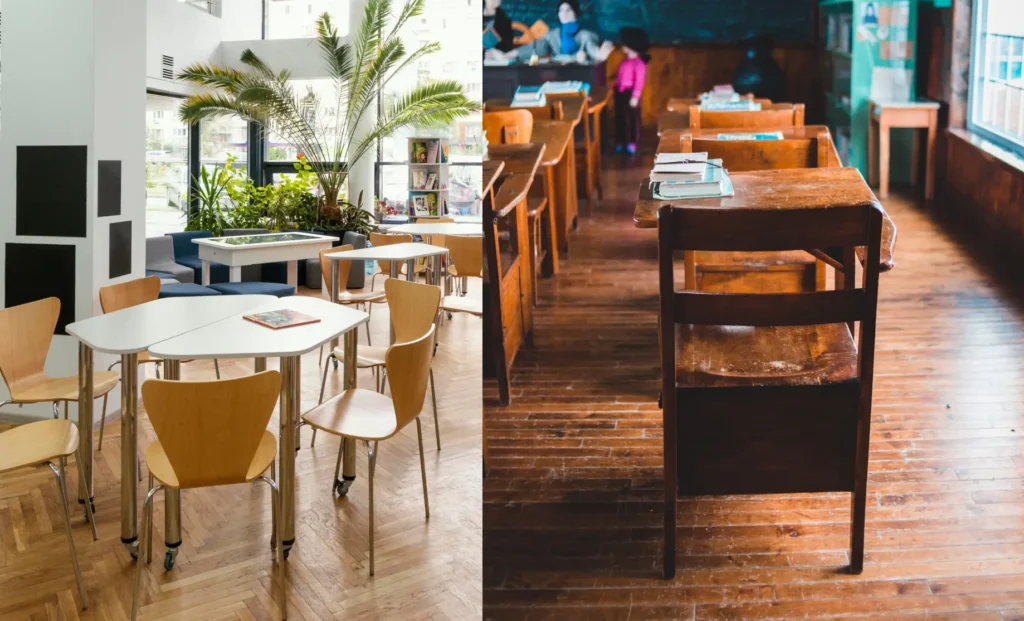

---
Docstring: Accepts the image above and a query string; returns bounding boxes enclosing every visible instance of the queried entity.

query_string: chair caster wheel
[164,549,177,571]
[447,312,453,320]
[333,359,339,370]
[127,541,140,561]
[333,478,352,497]
[283,547,291,560]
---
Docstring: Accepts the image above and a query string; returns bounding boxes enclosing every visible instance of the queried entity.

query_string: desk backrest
[689,103,805,129]
[483,110,534,145]
[679,129,839,171]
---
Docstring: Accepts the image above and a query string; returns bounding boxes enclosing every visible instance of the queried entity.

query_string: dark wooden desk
[658,125,843,170]
[633,167,897,273]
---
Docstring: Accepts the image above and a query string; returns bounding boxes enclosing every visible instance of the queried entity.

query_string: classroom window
[145,94,190,236]
[969,0,1024,155]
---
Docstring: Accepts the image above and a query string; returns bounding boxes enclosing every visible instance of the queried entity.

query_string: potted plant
[177,0,479,227]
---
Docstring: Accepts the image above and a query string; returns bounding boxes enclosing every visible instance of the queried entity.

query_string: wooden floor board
[484,158,1024,619]
[0,284,482,620]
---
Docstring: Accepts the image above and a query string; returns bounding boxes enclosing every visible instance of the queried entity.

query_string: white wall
[146,0,223,95]
[215,38,331,79]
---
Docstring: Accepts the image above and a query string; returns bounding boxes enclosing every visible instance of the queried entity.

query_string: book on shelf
[244,309,321,330]
[411,141,428,163]
[716,131,785,141]
[426,172,438,190]
[441,144,449,163]
[650,158,732,199]
[701,100,762,111]
[410,192,439,217]
[426,141,439,164]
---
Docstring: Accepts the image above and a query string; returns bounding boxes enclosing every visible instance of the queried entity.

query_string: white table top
[66,295,276,355]
[326,242,448,262]
[193,232,338,250]
[149,296,369,360]
[389,223,482,237]
[451,215,482,224]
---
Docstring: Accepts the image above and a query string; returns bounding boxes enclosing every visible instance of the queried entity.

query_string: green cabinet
[819,0,918,178]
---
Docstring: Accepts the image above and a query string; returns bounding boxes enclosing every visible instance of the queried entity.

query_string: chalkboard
[499,0,816,45]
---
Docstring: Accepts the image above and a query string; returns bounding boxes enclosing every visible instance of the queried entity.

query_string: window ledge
[948,128,1024,176]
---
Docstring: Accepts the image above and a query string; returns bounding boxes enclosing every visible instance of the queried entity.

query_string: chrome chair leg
[75,443,99,539]
[52,401,59,419]
[318,354,335,405]
[214,359,221,380]
[64,402,69,420]
[258,475,287,619]
[318,345,324,367]
[368,441,378,575]
[49,461,88,610]
[415,419,430,520]
[332,436,344,496]
[131,484,165,621]
[98,394,108,450]
[366,303,374,347]
[146,474,155,565]
[311,428,318,447]
[429,370,440,450]
[270,461,278,551]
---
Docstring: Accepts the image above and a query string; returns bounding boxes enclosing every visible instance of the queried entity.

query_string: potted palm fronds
[176,0,479,228]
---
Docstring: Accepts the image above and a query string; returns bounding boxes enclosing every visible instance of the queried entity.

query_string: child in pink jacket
[614,27,650,156]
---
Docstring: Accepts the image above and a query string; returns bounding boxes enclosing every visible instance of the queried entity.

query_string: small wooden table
[634,167,898,274]
[868,99,940,200]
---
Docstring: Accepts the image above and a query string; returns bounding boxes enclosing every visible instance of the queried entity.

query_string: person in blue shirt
[490,0,613,64]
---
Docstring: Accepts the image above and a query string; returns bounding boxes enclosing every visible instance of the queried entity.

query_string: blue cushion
[208,282,296,298]
[166,231,212,261]
[176,256,230,284]
[158,283,223,298]
[146,269,174,279]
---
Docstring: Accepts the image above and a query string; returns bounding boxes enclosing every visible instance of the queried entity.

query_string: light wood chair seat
[304,388,401,441]
[675,323,857,388]
[331,344,388,369]
[12,371,119,404]
[0,419,79,474]
[145,430,278,489]
[441,295,482,316]
[337,289,386,304]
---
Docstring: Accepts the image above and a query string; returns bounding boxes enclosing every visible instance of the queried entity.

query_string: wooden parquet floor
[0,285,482,620]
[483,157,1024,620]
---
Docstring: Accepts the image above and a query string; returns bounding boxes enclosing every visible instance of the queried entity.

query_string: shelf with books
[408,138,450,217]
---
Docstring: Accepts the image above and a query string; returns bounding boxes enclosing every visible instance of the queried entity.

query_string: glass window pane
[266,0,350,40]
[146,94,190,236]
[201,115,248,174]
[970,0,1024,154]
[265,80,340,161]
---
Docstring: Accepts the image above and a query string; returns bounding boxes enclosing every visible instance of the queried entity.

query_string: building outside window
[145,94,190,236]
[969,0,1024,156]
[265,0,350,39]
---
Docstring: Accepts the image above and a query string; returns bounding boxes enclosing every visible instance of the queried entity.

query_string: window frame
[967,0,1024,158]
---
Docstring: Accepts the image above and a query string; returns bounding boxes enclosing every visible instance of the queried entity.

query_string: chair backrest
[431,216,456,248]
[386,278,441,344]
[368,232,413,275]
[446,235,483,278]
[386,326,436,432]
[680,129,838,171]
[689,103,805,130]
[656,201,882,398]
[146,236,176,266]
[483,110,534,145]
[99,276,161,314]
[141,371,281,489]
[166,231,211,260]
[320,244,354,293]
[0,298,59,398]
[487,99,564,122]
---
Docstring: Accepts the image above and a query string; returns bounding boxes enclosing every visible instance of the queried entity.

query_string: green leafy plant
[333,191,377,237]
[185,162,231,236]
[177,0,480,223]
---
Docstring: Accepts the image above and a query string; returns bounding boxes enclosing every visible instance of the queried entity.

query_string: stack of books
[512,85,545,107]
[717,131,784,141]
[650,152,734,199]
[701,100,762,111]
[543,80,590,96]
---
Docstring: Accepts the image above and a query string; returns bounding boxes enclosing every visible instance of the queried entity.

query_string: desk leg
[278,355,300,557]
[868,118,877,189]
[76,344,94,509]
[229,266,242,282]
[163,360,182,569]
[286,261,298,287]
[594,110,604,200]
[542,166,560,276]
[202,261,211,286]
[879,124,890,199]
[925,113,937,201]
[405,259,416,282]
[910,128,921,188]
[328,259,340,357]
[120,353,139,558]
[339,331,358,493]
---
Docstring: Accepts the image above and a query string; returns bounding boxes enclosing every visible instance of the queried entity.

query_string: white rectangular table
[65,295,276,560]
[388,223,483,238]
[150,295,369,557]
[194,232,338,287]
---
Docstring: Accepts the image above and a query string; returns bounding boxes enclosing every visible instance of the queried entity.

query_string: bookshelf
[407,138,450,219]
[819,0,918,177]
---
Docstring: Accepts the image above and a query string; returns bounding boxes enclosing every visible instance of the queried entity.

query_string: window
[265,0,350,40]
[378,0,482,216]
[200,115,248,175]
[969,0,1024,155]
[146,94,190,236]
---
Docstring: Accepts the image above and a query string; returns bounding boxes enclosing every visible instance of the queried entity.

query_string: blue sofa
[166,231,229,284]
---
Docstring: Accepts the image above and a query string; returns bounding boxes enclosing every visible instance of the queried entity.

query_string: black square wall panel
[98,160,122,217]
[109,221,132,279]
[17,146,88,238]
[5,243,76,335]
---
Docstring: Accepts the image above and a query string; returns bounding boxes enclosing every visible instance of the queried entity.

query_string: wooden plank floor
[483,158,1024,620]
[0,284,482,620]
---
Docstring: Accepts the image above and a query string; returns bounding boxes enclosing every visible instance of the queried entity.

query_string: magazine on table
[244,309,321,330]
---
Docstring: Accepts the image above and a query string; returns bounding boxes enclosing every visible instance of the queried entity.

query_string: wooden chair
[134,371,285,620]
[483,109,535,145]
[318,278,443,450]
[0,419,98,609]
[688,103,805,129]
[441,235,483,317]
[319,245,385,345]
[486,99,564,122]
[657,202,883,579]
[368,232,426,291]
[0,297,119,425]
[302,327,436,575]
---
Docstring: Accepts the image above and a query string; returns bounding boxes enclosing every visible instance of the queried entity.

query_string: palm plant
[177,0,479,223]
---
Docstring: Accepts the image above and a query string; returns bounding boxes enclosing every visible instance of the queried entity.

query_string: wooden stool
[868,99,940,200]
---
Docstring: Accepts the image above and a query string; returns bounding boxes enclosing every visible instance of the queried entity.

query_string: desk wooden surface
[487,144,545,215]
[483,160,504,197]
[520,121,573,168]
[633,167,896,272]
[588,86,611,114]
[487,97,585,126]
